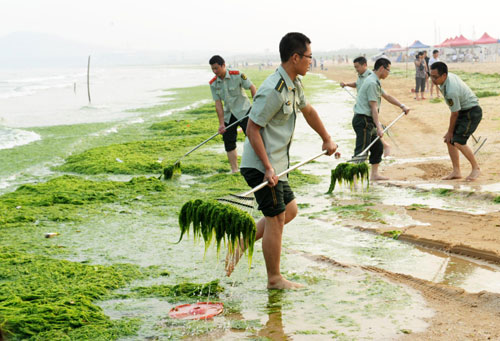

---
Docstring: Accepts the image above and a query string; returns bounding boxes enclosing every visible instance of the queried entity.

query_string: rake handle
[173,113,249,166]
[241,150,328,196]
[355,111,406,159]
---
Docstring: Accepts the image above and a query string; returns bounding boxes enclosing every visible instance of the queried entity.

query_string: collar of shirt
[441,73,451,94]
[216,70,231,82]
[277,65,296,91]
[360,69,371,78]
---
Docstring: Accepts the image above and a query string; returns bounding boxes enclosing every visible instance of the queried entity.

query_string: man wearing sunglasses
[430,61,482,181]
[353,57,410,180]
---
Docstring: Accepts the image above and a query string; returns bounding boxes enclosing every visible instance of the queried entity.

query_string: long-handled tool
[349,111,406,163]
[176,150,330,269]
[473,137,487,155]
[343,86,398,146]
[218,150,329,210]
[162,114,249,180]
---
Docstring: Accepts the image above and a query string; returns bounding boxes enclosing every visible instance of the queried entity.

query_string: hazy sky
[2,0,500,53]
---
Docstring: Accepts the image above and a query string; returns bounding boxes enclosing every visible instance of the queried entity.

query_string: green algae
[178,199,256,266]
[494,196,500,204]
[127,280,223,300]
[0,248,144,340]
[454,71,500,96]
[0,175,171,228]
[327,162,370,193]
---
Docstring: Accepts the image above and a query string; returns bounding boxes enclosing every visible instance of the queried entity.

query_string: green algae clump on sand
[326,162,370,194]
[178,199,256,267]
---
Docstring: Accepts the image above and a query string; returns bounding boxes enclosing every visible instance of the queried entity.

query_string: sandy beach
[320,61,500,340]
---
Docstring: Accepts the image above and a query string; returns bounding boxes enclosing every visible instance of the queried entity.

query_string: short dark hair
[374,57,391,71]
[209,55,225,66]
[432,49,439,54]
[430,61,448,76]
[279,32,311,63]
[353,56,367,65]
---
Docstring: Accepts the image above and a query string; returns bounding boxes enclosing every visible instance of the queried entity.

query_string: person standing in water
[209,55,257,172]
[233,32,338,289]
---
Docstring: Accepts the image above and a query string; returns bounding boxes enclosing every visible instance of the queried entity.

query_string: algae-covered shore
[0,68,326,340]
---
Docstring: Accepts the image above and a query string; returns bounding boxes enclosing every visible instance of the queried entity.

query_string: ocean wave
[0,127,41,150]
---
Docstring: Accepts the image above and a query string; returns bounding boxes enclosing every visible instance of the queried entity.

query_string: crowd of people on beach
[206,32,482,289]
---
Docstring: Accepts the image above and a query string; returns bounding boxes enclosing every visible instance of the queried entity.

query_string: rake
[327,111,406,193]
[161,114,249,180]
[176,150,329,267]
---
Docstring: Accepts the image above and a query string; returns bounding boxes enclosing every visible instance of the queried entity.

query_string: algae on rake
[178,199,256,267]
[326,162,370,193]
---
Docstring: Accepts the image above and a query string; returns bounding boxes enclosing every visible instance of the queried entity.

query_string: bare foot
[383,144,391,157]
[225,243,244,277]
[268,276,304,290]
[465,168,480,181]
[370,174,389,181]
[422,97,426,100]
[442,172,462,180]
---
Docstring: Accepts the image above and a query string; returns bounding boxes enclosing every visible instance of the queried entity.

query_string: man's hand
[340,82,346,88]
[443,131,453,144]
[402,106,410,115]
[264,168,278,187]
[377,126,384,138]
[322,138,338,156]
[218,124,226,134]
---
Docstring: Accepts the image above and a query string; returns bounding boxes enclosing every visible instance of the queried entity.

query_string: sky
[2,0,500,54]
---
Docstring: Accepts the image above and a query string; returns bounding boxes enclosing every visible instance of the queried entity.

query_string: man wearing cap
[352,57,410,180]
[430,61,482,181]
[209,55,257,172]
[231,32,338,289]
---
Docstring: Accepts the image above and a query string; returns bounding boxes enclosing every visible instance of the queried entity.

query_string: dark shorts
[223,112,249,152]
[452,105,482,145]
[352,114,383,164]
[240,168,295,217]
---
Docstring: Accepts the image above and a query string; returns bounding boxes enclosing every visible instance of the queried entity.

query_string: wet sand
[319,62,500,339]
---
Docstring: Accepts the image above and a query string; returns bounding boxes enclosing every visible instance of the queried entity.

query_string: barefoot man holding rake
[430,61,482,181]
[229,32,338,289]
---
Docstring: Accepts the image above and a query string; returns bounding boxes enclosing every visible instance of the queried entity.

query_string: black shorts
[240,168,295,217]
[452,106,482,145]
[352,114,383,165]
[223,112,249,152]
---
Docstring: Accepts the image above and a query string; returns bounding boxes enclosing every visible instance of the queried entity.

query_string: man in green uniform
[232,32,338,289]
[353,57,410,180]
[430,61,482,181]
[340,56,392,157]
[209,55,257,172]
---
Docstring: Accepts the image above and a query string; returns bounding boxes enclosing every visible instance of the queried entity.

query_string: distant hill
[0,31,208,68]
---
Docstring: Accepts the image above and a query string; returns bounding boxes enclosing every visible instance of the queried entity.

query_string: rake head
[217,194,257,216]
[163,162,181,180]
[347,154,368,164]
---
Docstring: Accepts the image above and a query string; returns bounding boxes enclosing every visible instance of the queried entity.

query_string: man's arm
[370,101,384,138]
[382,93,410,114]
[444,111,459,144]
[214,100,226,134]
[300,104,338,155]
[250,84,257,98]
[246,119,278,186]
[340,81,356,88]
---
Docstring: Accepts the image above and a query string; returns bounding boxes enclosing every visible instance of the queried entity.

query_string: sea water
[0,64,212,190]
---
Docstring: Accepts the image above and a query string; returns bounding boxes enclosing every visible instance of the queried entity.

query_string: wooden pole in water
[87,55,91,104]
